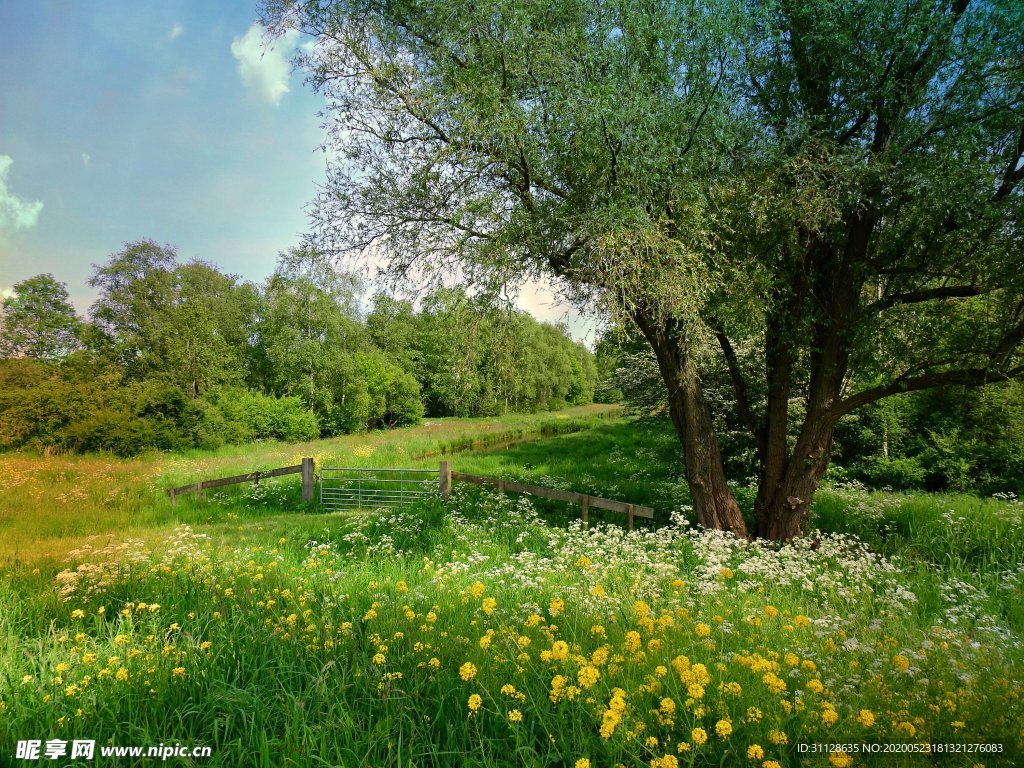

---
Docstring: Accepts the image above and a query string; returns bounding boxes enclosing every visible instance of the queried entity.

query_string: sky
[0,1,590,339]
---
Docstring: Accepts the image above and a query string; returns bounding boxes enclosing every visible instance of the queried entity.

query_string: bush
[204,388,320,443]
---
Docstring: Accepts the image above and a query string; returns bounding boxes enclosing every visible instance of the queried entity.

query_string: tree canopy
[265,0,1024,538]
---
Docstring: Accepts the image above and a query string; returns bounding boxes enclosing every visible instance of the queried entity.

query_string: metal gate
[318,467,439,511]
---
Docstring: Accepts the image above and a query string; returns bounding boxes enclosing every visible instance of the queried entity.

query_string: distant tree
[268,0,1024,539]
[0,274,81,360]
[88,240,257,396]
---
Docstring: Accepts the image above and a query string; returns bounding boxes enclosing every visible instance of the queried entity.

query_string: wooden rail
[442,461,653,530]
[168,458,315,505]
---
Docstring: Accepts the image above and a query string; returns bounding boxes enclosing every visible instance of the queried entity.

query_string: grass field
[2,412,1023,767]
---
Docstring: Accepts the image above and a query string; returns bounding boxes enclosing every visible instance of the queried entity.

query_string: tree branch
[866,283,983,313]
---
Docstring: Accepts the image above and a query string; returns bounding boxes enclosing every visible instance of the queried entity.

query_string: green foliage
[204,388,320,443]
[0,273,81,360]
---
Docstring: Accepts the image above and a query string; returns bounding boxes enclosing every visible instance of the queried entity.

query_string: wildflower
[691,727,708,746]
[65,684,79,697]
[651,755,678,768]
[372,653,386,666]
[507,709,523,723]
[763,762,782,768]
[21,675,33,685]
[793,614,810,628]
[807,678,824,694]
[821,706,839,727]
[764,605,779,619]
[363,608,378,621]
[747,745,764,760]
[716,718,733,738]
[56,662,70,674]
[672,578,685,589]
[578,665,600,689]
[70,609,85,619]
[469,581,486,598]
[719,567,734,579]
[856,709,875,727]
[395,580,408,593]
[590,584,606,598]
[576,555,591,568]
[828,752,853,768]
[549,597,565,616]
[428,658,441,670]
[172,667,185,678]
[624,631,642,654]
[768,730,788,745]
[893,654,911,672]
[482,597,497,615]
[115,668,129,682]
[459,662,477,681]
[501,684,517,697]
[467,693,482,712]
[575,761,590,768]
[694,623,711,638]
[550,640,569,662]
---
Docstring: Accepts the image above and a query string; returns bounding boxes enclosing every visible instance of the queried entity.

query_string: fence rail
[168,458,314,505]
[444,461,653,530]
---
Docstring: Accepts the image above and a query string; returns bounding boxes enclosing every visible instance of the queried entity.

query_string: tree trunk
[634,313,750,538]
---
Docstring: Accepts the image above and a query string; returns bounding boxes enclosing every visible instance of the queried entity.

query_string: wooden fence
[439,460,653,530]
[167,457,653,529]
[168,458,315,505]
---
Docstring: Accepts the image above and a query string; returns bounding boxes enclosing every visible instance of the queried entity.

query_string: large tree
[266,0,1024,538]
[0,274,81,360]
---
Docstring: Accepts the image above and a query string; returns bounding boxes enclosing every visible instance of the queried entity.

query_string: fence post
[439,460,451,499]
[627,504,635,532]
[497,478,505,496]
[301,457,315,502]
[169,488,177,506]
[581,495,589,529]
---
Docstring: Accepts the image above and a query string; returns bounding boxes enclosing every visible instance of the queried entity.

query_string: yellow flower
[590,584,606,599]
[715,718,733,738]
[575,761,590,768]
[650,756,678,768]
[691,727,708,746]
[694,623,711,638]
[428,657,441,670]
[747,745,764,760]
[70,609,85,619]
[763,762,782,768]
[115,668,129,682]
[821,706,839,726]
[395,580,408,593]
[578,665,600,689]
[624,631,642,654]
[469,581,486,598]
[482,597,497,615]
[807,678,824,694]
[467,693,482,712]
[459,662,477,681]
[794,614,810,628]
[507,709,523,723]
[549,598,565,616]
[576,555,592,568]
[828,751,853,768]
[550,640,569,662]
[172,667,185,678]
[764,605,779,619]
[893,654,910,672]
[672,578,685,589]
[857,709,875,727]
[718,567,734,579]
[372,653,386,666]
[768,730,788,745]
[21,675,33,685]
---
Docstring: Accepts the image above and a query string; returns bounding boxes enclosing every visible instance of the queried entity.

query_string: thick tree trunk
[634,313,749,538]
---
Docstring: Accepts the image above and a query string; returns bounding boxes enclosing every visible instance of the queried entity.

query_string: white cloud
[169,23,185,40]
[230,24,298,106]
[81,153,91,167]
[0,155,43,233]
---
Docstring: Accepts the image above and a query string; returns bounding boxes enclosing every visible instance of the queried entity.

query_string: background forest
[0,239,597,455]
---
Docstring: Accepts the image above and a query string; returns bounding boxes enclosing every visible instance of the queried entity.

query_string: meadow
[2,413,1022,767]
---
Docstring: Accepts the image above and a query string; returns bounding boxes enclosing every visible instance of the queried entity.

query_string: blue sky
[0,1,587,339]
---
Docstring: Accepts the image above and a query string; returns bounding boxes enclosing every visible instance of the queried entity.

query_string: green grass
[2,413,1023,766]
[0,405,619,567]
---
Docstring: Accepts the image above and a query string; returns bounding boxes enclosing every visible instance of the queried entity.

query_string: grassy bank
[0,405,619,566]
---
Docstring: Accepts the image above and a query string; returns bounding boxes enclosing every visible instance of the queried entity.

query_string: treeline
[0,240,596,455]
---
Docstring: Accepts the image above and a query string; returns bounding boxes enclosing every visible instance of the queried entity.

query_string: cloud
[0,155,43,233]
[169,23,185,40]
[81,153,91,167]
[230,24,298,106]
